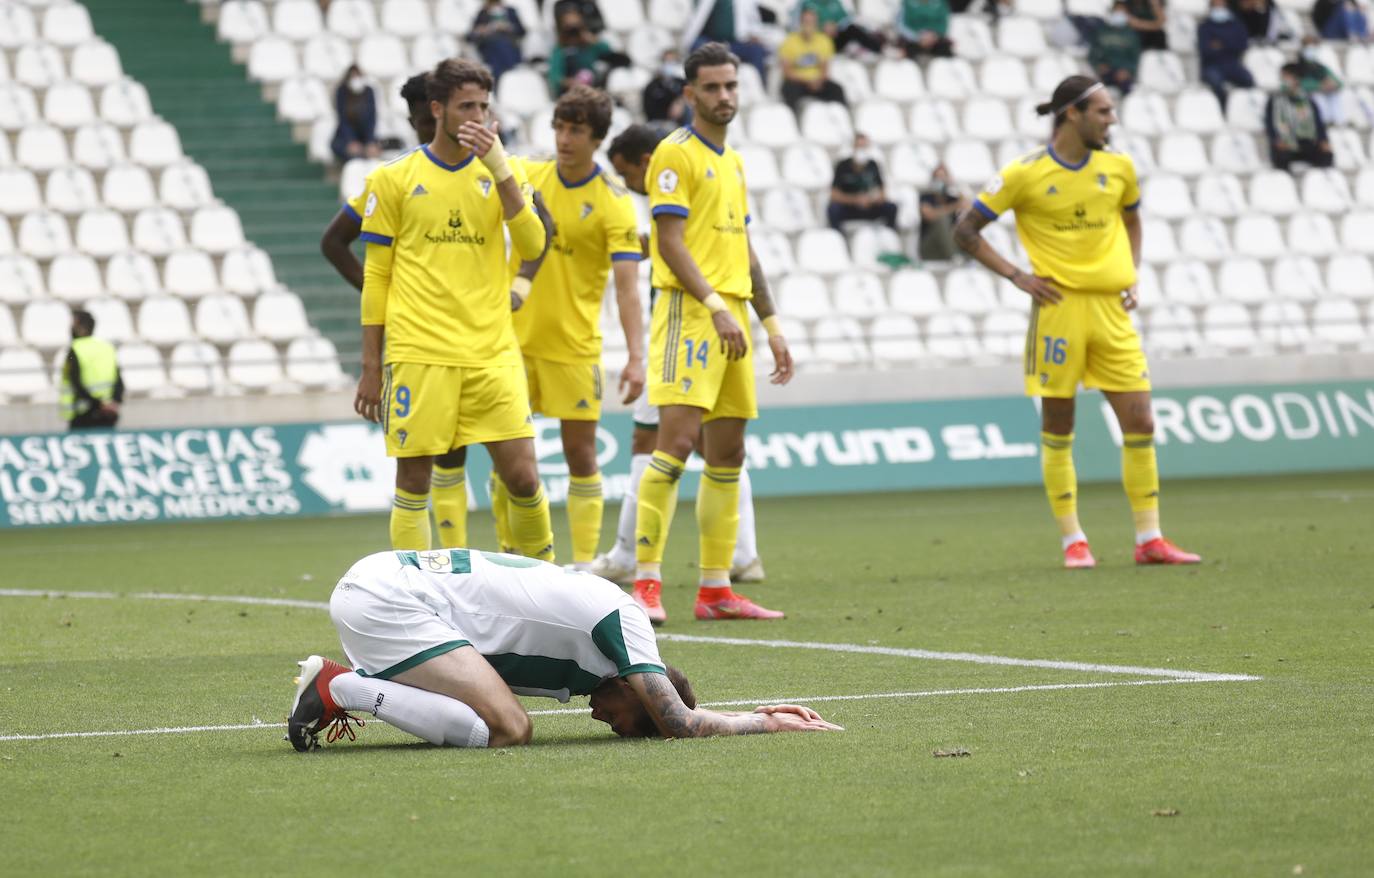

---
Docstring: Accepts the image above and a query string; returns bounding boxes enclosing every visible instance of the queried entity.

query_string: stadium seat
[132,207,188,256]
[1116,132,1157,178]
[163,250,220,299]
[1358,167,1374,209]
[14,42,65,89]
[736,145,780,191]
[42,80,96,130]
[47,167,100,215]
[849,226,904,272]
[1141,218,1179,264]
[947,15,994,61]
[129,119,184,168]
[18,210,72,260]
[1217,258,1273,303]
[0,219,13,256]
[70,39,123,87]
[926,313,982,360]
[1178,216,1232,261]
[169,340,227,392]
[889,269,944,316]
[17,123,70,171]
[434,0,476,35]
[1141,174,1194,220]
[1138,51,1187,94]
[1288,213,1340,257]
[812,318,869,367]
[945,267,999,315]
[0,255,45,303]
[72,121,126,169]
[1256,300,1311,349]
[0,83,41,132]
[195,294,254,344]
[83,297,135,344]
[0,168,43,216]
[1195,172,1248,218]
[908,99,956,143]
[1202,302,1259,352]
[1301,168,1353,214]
[829,57,873,105]
[247,36,299,83]
[1340,211,1374,254]
[97,165,153,213]
[925,58,977,101]
[779,274,832,321]
[624,25,673,71]
[1208,131,1263,175]
[750,230,796,277]
[218,0,270,44]
[1331,127,1368,172]
[600,0,644,32]
[1233,215,1286,257]
[1136,263,1163,310]
[981,309,1025,358]
[646,0,692,30]
[273,0,325,40]
[1225,88,1268,133]
[190,205,247,254]
[873,59,924,103]
[760,188,816,233]
[832,272,888,319]
[1271,256,1324,299]
[746,102,800,150]
[20,298,72,350]
[1311,299,1365,346]
[1157,132,1210,177]
[962,97,1013,142]
[1162,260,1218,305]
[1174,88,1226,134]
[253,291,311,342]
[47,253,104,304]
[1244,45,1285,91]
[0,306,16,348]
[1326,255,1374,299]
[74,208,131,259]
[227,339,288,390]
[285,335,347,387]
[943,139,995,187]
[1031,53,1078,95]
[1120,91,1172,137]
[138,295,197,346]
[978,56,1028,100]
[0,347,50,399]
[357,34,408,80]
[160,162,216,211]
[1249,170,1302,215]
[869,313,924,363]
[117,342,170,395]
[995,16,1046,58]
[302,33,354,81]
[1145,303,1203,354]
[0,4,37,51]
[795,229,851,276]
[325,0,377,39]
[222,247,279,297]
[495,67,549,117]
[801,100,856,149]
[106,251,161,301]
[277,75,331,123]
[887,141,939,188]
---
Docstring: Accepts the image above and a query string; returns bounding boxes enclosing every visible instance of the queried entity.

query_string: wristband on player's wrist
[702,292,727,314]
[510,276,532,306]
[762,315,783,338]
[481,138,513,183]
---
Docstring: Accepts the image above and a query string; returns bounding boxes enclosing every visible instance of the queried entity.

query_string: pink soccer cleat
[1064,540,1097,569]
[694,593,785,620]
[632,578,667,626]
[1135,537,1201,565]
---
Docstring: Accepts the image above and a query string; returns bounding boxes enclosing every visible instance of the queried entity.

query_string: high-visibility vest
[59,336,118,421]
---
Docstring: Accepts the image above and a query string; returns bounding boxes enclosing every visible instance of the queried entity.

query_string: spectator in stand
[683,0,772,84]
[1313,0,1369,40]
[469,0,526,83]
[553,0,605,34]
[897,0,955,59]
[918,163,970,262]
[642,50,689,128]
[1230,0,1292,42]
[794,0,884,54]
[1090,2,1143,95]
[779,8,848,115]
[827,133,899,232]
[1124,0,1167,50]
[1296,37,1347,125]
[1266,63,1334,172]
[330,64,380,162]
[547,8,628,97]
[1198,0,1254,109]
[61,309,124,431]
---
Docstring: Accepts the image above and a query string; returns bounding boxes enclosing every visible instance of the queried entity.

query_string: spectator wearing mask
[547,9,627,97]
[1090,2,1143,95]
[642,50,689,127]
[918,164,970,262]
[794,0,884,54]
[1312,0,1370,40]
[1266,63,1334,172]
[682,0,772,85]
[827,134,899,232]
[331,64,380,161]
[1124,0,1167,50]
[1198,0,1254,109]
[61,309,124,431]
[1296,37,1346,126]
[779,8,848,115]
[469,0,526,83]
[897,0,955,59]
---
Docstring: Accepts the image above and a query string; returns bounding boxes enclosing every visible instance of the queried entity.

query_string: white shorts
[330,564,470,679]
[632,392,658,428]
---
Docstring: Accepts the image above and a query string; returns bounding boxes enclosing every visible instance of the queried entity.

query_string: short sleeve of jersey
[591,607,666,678]
[648,140,692,220]
[359,166,399,246]
[1121,155,1141,210]
[606,189,643,262]
[344,184,366,224]
[974,159,1027,220]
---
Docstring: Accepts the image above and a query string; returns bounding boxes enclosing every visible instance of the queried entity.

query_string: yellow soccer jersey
[974,146,1141,295]
[344,178,369,225]
[511,159,642,364]
[647,126,752,299]
[360,145,532,367]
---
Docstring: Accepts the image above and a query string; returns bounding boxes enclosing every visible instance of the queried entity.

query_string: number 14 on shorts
[683,338,709,368]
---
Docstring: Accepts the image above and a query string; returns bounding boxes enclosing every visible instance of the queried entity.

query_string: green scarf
[1273,91,1317,152]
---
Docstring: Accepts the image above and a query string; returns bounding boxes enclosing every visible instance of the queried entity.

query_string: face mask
[1301,47,1319,62]
[348,76,365,94]
[1107,11,1129,26]
[1209,8,1231,21]
[661,62,685,79]
[853,149,874,165]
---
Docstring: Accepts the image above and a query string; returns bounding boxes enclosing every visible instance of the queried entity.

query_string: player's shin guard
[330,673,490,747]
[390,487,431,550]
[635,450,684,578]
[1041,432,1084,542]
[567,473,604,564]
[489,474,514,553]
[732,465,757,568]
[431,465,468,549]
[697,465,741,585]
[1122,432,1162,543]
[508,483,555,562]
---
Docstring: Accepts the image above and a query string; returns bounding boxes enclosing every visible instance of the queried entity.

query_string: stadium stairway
[80,0,361,370]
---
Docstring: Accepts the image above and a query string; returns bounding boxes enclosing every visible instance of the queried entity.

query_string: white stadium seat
[962,97,1013,142]
[1226,88,1268,133]
[1157,132,1209,176]
[1233,215,1286,258]
[18,210,72,260]
[1340,212,1374,254]
[1326,255,1374,299]
[48,253,104,304]
[796,228,852,276]
[227,339,288,390]
[195,294,255,344]
[43,80,96,129]
[1139,51,1187,94]
[190,205,247,254]
[1141,174,1194,220]
[1120,92,1172,137]
[286,336,347,388]
[160,162,216,210]
[106,251,162,301]
[1301,168,1353,214]
[169,340,227,392]
[410,33,462,72]
[357,34,408,79]
[1217,258,1273,303]
[0,255,46,303]
[73,121,127,170]
[1249,170,1302,215]
[996,17,1046,58]
[870,314,924,363]
[947,15,994,61]
[873,59,924,103]
[1209,132,1263,175]
[138,296,197,346]
[100,79,153,128]
[1202,302,1260,352]
[1146,304,1203,354]
[1174,88,1226,134]
[1272,256,1324,300]
[277,75,331,123]
[117,342,170,395]
[927,313,982,360]
[829,57,873,105]
[812,318,869,367]
[800,101,856,150]
[83,297,135,344]
[130,119,184,168]
[1162,261,1218,305]
[0,168,43,216]
[253,292,312,341]
[889,269,944,317]
[1178,216,1231,261]
[1287,213,1340,257]
[221,247,279,295]
[747,103,800,149]
[163,250,221,299]
[849,226,903,273]
[925,58,977,101]
[326,0,379,40]
[760,188,816,233]
[0,4,38,51]
[20,298,72,350]
[1195,172,1248,218]
[1141,218,1179,264]
[70,40,123,87]
[887,142,939,188]
[979,56,1029,100]
[303,32,355,81]
[945,267,999,315]
[495,67,549,117]
[272,0,325,41]
[1312,299,1365,346]
[778,274,832,321]
[0,307,17,348]
[17,123,70,171]
[102,165,158,213]
[0,347,50,399]
[218,0,270,44]
[910,99,958,143]
[132,207,188,257]
[832,273,889,318]
[46,167,100,215]
[74,208,131,258]
[1256,301,1311,349]
[14,42,65,89]
[942,139,995,187]
[247,36,300,83]
[780,143,836,191]
[736,146,780,192]
[0,83,41,132]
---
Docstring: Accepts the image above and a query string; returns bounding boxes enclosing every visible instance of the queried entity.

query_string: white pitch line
[0,588,1262,683]
[0,677,1224,742]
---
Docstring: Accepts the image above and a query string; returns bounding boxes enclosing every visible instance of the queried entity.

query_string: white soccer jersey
[331,549,665,702]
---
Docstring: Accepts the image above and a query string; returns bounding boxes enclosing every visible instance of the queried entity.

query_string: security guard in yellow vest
[61,309,124,430]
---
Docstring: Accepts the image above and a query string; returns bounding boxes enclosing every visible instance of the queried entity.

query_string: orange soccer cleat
[287,655,362,752]
[694,592,785,620]
[1064,540,1097,569]
[1135,537,1202,565]
[632,578,667,626]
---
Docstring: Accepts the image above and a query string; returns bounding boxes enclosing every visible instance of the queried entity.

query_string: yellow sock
[566,473,604,564]
[508,483,555,562]
[489,474,513,553]
[1122,432,1162,541]
[1041,432,1082,539]
[390,487,431,550]
[697,465,741,584]
[635,450,684,574]
[430,465,467,548]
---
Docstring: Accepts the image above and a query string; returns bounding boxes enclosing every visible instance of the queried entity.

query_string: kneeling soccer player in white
[287,548,842,749]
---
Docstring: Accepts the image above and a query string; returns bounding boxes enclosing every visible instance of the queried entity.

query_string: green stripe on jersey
[591,610,631,672]
[449,549,471,573]
[485,653,604,696]
[362,640,471,679]
[396,551,420,568]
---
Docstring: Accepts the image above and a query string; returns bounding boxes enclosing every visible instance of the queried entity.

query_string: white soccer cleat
[589,552,635,585]
[730,556,766,583]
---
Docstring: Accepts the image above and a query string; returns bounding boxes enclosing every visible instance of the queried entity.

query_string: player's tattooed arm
[954,207,1062,304]
[747,241,776,321]
[630,674,841,737]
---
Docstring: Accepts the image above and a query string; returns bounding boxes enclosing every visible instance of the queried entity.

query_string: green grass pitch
[3,471,1372,876]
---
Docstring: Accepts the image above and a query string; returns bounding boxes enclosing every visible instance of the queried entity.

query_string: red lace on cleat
[1135,537,1202,565]
[632,579,667,626]
[1064,540,1096,569]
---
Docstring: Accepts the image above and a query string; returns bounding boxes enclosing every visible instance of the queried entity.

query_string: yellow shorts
[1023,292,1152,398]
[523,355,603,421]
[647,289,757,421]
[381,361,534,457]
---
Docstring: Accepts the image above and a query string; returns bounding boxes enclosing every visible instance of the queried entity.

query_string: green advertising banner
[2,381,1371,529]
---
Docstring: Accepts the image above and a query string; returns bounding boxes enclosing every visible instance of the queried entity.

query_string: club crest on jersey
[449,209,463,229]
[478,176,493,197]
[682,377,693,392]
[397,429,409,446]
[1073,203,1086,219]
[581,201,594,219]
[1097,173,1108,190]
